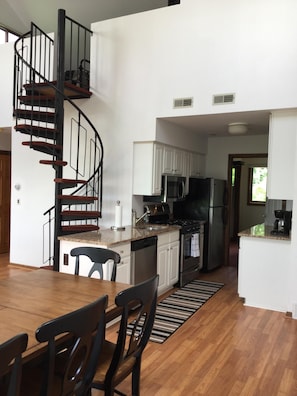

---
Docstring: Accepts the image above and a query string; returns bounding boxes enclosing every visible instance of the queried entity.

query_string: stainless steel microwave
[162,175,186,202]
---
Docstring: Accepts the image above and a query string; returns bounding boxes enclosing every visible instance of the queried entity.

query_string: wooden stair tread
[22,141,62,155]
[61,210,100,215]
[61,210,100,220]
[15,124,58,138]
[54,178,88,189]
[14,109,56,122]
[23,81,92,99]
[61,224,99,234]
[40,160,68,166]
[63,81,92,98]
[58,195,98,205]
[58,195,98,201]
[54,178,87,184]
[18,94,56,102]
[22,141,62,149]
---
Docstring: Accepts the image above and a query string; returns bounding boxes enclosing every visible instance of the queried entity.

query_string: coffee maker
[271,210,292,235]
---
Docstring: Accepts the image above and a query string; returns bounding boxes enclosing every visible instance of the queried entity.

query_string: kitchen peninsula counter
[238,223,291,313]
[238,223,291,241]
[58,225,181,286]
[58,224,180,248]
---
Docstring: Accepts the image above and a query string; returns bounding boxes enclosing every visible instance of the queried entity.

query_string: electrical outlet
[63,253,69,266]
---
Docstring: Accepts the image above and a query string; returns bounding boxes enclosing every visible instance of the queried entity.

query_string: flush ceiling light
[228,122,248,135]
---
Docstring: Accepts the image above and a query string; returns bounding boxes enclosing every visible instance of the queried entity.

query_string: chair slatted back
[70,246,121,281]
[36,295,107,396]
[0,333,28,396]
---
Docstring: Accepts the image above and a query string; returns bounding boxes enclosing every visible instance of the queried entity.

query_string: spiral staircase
[13,10,103,271]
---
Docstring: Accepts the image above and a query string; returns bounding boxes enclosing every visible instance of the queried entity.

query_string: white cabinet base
[157,231,180,295]
[238,237,290,312]
[59,240,131,284]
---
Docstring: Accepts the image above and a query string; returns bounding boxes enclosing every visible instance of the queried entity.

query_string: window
[248,166,267,205]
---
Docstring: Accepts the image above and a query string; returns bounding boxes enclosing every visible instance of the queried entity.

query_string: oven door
[180,232,200,272]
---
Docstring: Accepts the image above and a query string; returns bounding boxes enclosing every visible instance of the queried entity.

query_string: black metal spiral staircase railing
[13,10,103,271]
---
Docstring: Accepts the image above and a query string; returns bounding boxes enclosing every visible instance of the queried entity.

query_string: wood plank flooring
[1,254,297,395]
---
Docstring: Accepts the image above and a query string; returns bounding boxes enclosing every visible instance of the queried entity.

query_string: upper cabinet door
[163,146,183,175]
[190,152,205,178]
[133,142,163,196]
[267,111,297,200]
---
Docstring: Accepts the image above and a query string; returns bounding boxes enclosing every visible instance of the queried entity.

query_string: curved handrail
[14,19,103,265]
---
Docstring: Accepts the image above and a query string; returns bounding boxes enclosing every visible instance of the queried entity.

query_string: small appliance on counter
[271,210,292,235]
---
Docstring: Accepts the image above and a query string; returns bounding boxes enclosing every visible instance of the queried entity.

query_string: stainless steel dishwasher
[131,236,157,285]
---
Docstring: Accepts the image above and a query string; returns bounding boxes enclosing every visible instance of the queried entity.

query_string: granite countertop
[58,224,181,248]
[238,223,291,241]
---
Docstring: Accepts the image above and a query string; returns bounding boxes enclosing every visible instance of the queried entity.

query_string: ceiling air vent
[213,93,235,105]
[173,97,193,108]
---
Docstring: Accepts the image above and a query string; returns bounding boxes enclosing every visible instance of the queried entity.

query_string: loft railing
[14,10,103,269]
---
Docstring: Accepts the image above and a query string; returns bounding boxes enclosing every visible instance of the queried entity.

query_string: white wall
[9,33,55,267]
[92,0,297,121]
[10,130,55,266]
[0,42,14,128]
[90,0,297,226]
[6,0,297,269]
[206,135,268,179]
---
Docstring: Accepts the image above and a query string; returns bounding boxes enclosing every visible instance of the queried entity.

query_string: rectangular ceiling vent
[173,97,193,108]
[213,93,235,105]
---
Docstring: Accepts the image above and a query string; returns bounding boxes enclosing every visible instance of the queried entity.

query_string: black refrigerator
[173,177,227,272]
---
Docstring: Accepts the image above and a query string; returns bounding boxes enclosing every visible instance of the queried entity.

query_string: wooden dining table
[0,269,130,362]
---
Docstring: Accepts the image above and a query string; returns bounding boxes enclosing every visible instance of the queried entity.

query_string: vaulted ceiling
[0,0,269,138]
[1,0,167,35]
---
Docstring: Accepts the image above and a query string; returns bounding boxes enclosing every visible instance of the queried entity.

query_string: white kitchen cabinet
[133,141,205,196]
[238,236,290,312]
[157,231,180,294]
[163,146,183,175]
[266,110,297,200]
[133,142,163,196]
[190,152,205,178]
[167,240,179,286]
[59,240,131,284]
[110,243,131,284]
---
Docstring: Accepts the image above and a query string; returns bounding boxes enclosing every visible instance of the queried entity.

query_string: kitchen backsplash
[265,199,293,226]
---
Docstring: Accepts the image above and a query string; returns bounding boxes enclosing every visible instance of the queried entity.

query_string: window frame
[247,166,267,206]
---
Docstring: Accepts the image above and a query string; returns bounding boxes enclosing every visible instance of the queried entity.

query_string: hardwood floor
[1,254,297,395]
[0,253,34,279]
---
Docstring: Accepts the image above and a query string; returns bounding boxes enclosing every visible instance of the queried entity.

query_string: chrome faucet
[135,209,150,226]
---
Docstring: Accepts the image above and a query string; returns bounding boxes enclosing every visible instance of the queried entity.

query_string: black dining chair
[20,295,107,396]
[91,274,159,396]
[70,246,121,281]
[0,333,28,396]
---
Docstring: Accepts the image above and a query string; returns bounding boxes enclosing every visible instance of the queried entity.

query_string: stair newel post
[53,9,66,271]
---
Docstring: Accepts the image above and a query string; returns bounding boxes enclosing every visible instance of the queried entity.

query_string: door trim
[0,151,11,253]
[226,153,268,266]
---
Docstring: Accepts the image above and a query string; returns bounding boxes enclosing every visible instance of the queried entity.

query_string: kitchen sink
[144,224,169,231]
[135,224,169,231]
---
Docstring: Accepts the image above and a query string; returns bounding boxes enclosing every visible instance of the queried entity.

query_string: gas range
[144,203,202,234]
[144,202,204,287]
[168,218,202,234]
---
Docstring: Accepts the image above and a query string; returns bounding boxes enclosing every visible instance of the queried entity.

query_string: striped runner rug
[128,279,224,344]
